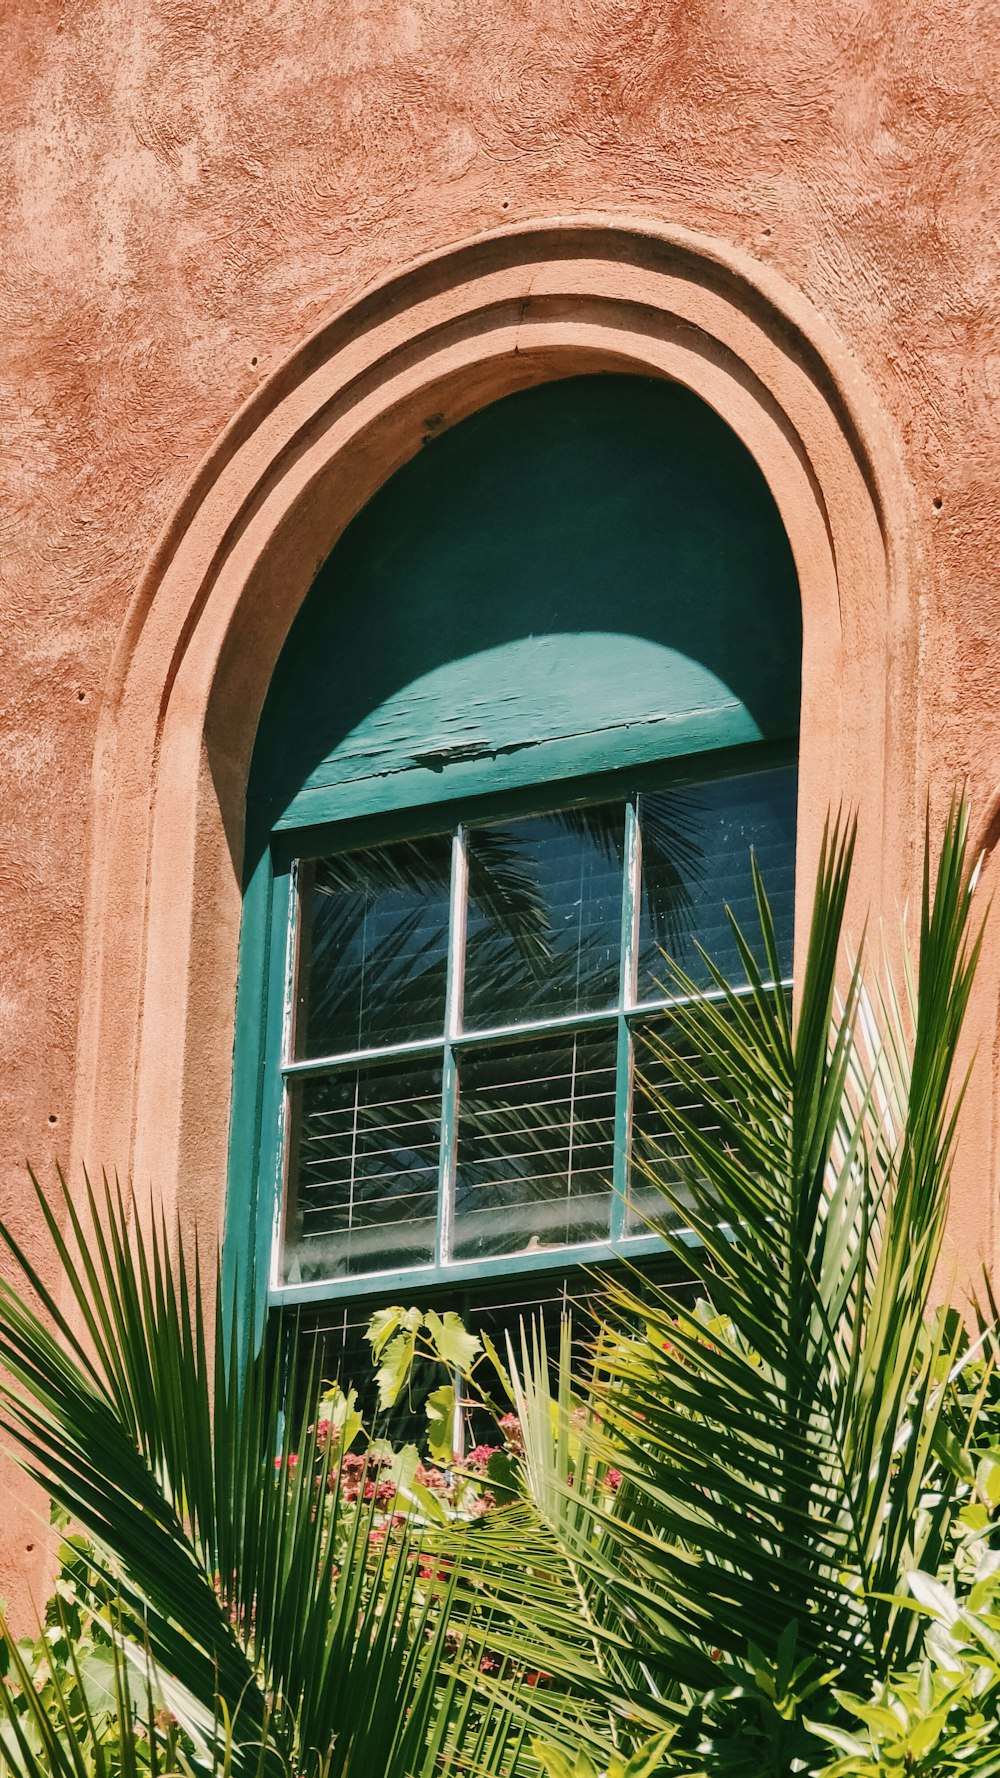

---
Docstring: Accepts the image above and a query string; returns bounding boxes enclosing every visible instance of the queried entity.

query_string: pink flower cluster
[335,1452,399,1505]
[498,1413,524,1454]
[414,1461,449,1491]
[464,1443,499,1471]
[272,1410,528,1522]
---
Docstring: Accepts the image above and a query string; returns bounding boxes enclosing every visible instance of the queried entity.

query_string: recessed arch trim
[71,214,917,1239]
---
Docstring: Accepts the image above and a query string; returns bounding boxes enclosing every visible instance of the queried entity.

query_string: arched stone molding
[71,215,918,1241]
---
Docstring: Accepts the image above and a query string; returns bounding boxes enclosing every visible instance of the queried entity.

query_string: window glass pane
[627,1017,721,1235]
[463,805,624,1031]
[453,1027,617,1262]
[282,1056,442,1283]
[295,834,452,1057]
[637,765,796,1002]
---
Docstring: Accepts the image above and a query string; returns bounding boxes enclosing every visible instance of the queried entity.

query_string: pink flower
[498,1413,523,1454]
[603,1468,623,1492]
[415,1463,448,1490]
[465,1443,499,1471]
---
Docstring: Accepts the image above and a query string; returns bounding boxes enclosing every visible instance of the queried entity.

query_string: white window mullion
[437,825,468,1267]
[610,799,641,1241]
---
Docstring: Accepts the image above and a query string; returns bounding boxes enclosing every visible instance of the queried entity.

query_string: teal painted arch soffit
[246,373,801,860]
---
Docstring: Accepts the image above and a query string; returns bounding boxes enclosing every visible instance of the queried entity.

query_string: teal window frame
[226,736,796,1332]
[222,375,805,1340]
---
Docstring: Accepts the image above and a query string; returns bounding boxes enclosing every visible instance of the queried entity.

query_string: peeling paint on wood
[251,377,800,838]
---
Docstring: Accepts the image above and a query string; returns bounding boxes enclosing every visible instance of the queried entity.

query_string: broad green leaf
[907,1711,948,1756]
[806,1720,870,1756]
[375,1329,418,1408]
[424,1310,481,1373]
[405,1481,450,1524]
[76,1644,120,1715]
[908,1571,962,1626]
[366,1304,421,1359]
[977,1455,1000,1510]
[385,1440,420,1495]
[849,1700,906,1736]
[531,1743,600,1778]
[318,1382,363,1458]
[425,1384,457,1466]
[530,1744,576,1778]
[485,1447,520,1501]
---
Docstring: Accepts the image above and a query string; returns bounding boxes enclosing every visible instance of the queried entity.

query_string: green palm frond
[461,795,989,1766]
[0,1177,517,1778]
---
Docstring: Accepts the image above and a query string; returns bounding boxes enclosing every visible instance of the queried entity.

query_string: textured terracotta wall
[0,0,998,1614]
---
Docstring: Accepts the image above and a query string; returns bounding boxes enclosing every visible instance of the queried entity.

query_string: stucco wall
[1,0,998,1616]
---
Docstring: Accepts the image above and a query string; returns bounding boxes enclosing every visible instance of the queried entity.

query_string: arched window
[227,373,801,1381]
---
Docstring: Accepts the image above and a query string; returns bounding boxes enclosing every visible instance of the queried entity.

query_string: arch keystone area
[72,215,917,1237]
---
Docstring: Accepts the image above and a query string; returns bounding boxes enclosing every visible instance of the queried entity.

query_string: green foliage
[1,795,996,1778]
[533,1726,678,1778]
[451,797,998,1774]
[809,1560,1000,1775]
[0,1184,520,1778]
[365,1300,515,1468]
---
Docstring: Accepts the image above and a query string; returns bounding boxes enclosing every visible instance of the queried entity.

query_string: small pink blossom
[498,1413,523,1454]
[465,1443,499,1471]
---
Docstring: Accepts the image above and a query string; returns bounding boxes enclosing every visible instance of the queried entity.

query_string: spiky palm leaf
[0,1181,523,1778]
[458,797,989,1769]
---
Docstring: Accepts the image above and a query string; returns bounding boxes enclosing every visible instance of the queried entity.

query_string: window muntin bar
[436,826,469,1268]
[279,976,793,1077]
[610,797,641,1242]
[282,1003,623,1076]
